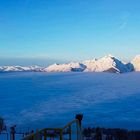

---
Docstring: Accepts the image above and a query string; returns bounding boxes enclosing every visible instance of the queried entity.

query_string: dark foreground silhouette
[83,127,140,140]
[1,115,140,140]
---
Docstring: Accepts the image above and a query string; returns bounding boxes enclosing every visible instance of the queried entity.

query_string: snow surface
[44,62,86,72]
[83,55,129,73]
[0,55,139,73]
[131,55,140,71]
[0,65,43,72]
[0,72,140,131]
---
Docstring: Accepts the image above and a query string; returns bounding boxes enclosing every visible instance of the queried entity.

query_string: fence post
[43,129,47,140]
[10,125,16,140]
[75,114,83,128]
[75,114,83,140]
[60,129,63,140]
[69,126,72,140]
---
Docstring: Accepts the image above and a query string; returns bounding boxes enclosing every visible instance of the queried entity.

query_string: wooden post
[10,125,16,140]
[75,114,83,140]
[69,126,72,140]
[60,129,63,140]
[44,129,47,140]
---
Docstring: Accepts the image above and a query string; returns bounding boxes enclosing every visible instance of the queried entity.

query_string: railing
[22,119,83,140]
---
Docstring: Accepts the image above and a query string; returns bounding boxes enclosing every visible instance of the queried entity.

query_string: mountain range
[0,55,140,73]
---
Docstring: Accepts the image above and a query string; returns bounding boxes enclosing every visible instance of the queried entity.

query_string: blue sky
[0,0,140,65]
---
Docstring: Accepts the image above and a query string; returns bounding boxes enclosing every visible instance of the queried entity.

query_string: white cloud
[118,12,130,30]
[118,20,128,30]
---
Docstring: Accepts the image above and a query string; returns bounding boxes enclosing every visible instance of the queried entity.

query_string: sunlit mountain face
[1,55,140,73]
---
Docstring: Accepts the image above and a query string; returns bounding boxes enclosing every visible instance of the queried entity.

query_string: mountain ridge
[0,55,140,73]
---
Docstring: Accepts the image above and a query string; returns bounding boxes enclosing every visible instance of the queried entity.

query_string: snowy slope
[0,55,140,73]
[83,55,129,73]
[43,55,130,73]
[0,66,42,72]
[43,62,86,72]
[131,55,140,71]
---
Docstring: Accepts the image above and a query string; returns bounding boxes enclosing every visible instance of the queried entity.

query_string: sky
[0,0,140,66]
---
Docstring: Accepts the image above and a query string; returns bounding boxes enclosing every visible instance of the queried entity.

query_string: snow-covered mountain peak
[43,62,86,72]
[83,55,129,73]
[132,55,140,62]
[103,54,115,59]
[131,55,140,71]
[1,55,140,73]
[0,65,43,72]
